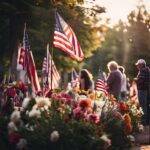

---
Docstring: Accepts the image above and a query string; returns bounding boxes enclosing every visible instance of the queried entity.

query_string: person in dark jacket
[135,59,150,125]
[107,61,122,100]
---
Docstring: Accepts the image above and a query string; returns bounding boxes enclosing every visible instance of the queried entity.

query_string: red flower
[8,132,22,144]
[6,87,16,97]
[124,123,132,134]
[118,102,129,112]
[79,99,91,109]
[17,81,27,92]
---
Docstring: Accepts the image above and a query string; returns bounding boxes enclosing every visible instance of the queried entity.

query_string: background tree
[85,3,150,79]
[126,4,150,77]
[85,21,127,78]
[0,0,107,76]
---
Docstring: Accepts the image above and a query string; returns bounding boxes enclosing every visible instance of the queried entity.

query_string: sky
[90,0,150,25]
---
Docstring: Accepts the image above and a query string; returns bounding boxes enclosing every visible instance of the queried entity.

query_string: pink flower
[87,113,100,124]
[51,92,72,105]
[73,107,87,119]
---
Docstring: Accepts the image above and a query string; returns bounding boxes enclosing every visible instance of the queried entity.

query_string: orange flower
[88,93,96,100]
[79,99,91,109]
[124,123,132,134]
[124,114,131,124]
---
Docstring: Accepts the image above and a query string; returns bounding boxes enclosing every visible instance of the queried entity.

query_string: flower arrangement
[0,88,143,150]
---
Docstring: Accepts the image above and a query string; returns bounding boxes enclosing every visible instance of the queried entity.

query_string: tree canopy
[0,0,107,74]
[85,3,150,79]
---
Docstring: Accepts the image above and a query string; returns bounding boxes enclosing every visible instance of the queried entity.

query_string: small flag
[95,69,108,95]
[42,44,60,91]
[17,47,26,70]
[53,11,84,61]
[71,69,79,87]
[17,24,30,71]
[17,24,41,93]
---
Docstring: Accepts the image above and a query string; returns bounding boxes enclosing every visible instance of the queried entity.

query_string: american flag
[17,24,30,70]
[17,47,26,70]
[95,69,108,95]
[53,12,84,61]
[27,51,41,93]
[42,44,60,91]
[71,69,79,87]
[17,24,41,93]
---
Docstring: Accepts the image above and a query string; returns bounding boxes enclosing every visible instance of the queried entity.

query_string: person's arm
[137,70,145,85]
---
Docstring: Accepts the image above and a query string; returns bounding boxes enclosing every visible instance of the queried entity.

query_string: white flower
[26,110,29,115]
[44,105,49,111]
[29,108,41,118]
[79,95,87,99]
[17,138,27,150]
[138,124,144,132]
[50,130,60,142]
[10,110,21,123]
[127,135,135,142]
[139,107,144,115]
[25,124,34,131]
[8,121,18,134]
[22,97,31,109]
[100,134,111,148]
[35,97,51,108]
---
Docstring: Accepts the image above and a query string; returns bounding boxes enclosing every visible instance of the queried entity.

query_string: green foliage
[19,99,105,150]
[85,22,127,77]
[85,3,150,79]
[126,4,150,77]
[0,0,107,74]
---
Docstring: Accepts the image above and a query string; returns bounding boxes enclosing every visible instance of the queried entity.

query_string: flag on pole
[42,44,60,91]
[17,24,41,93]
[71,69,79,87]
[17,47,26,70]
[17,24,30,71]
[53,11,84,61]
[27,51,41,93]
[95,69,108,95]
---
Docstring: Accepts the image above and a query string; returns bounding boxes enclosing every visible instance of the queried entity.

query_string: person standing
[130,79,138,103]
[135,59,150,125]
[107,61,122,100]
[79,69,94,91]
[119,66,127,101]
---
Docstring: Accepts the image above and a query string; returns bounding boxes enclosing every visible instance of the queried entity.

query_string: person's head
[80,69,92,80]
[79,69,93,90]
[107,61,118,72]
[118,66,125,74]
[135,59,146,70]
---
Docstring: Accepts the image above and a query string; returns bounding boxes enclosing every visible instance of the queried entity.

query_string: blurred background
[0,0,149,80]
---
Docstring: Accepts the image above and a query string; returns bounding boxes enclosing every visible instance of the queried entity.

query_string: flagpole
[49,7,56,91]
[50,45,53,91]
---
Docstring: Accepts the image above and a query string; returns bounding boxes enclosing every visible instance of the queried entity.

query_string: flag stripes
[42,46,60,91]
[17,25,41,93]
[53,12,84,61]
[27,51,41,93]
[95,79,108,95]
[71,69,79,87]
